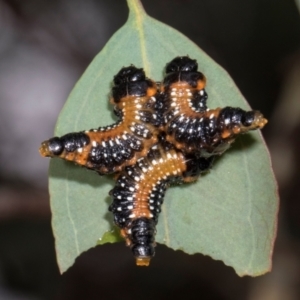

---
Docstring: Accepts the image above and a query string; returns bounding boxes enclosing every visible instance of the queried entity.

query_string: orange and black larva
[39,66,159,174]
[158,56,268,156]
[39,57,267,266]
[109,135,214,266]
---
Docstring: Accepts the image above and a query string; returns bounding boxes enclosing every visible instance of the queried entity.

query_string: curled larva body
[159,56,268,156]
[39,66,160,174]
[109,138,214,266]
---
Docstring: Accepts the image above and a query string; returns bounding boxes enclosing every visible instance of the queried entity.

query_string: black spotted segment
[62,132,90,152]
[88,134,144,173]
[129,123,152,139]
[191,89,208,112]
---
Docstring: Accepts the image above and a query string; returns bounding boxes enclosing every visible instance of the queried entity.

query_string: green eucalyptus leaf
[48,0,278,275]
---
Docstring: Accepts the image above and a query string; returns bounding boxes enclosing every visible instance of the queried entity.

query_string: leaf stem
[127,0,146,18]
[126,0,150,74]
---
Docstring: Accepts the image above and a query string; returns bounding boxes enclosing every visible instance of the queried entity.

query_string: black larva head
[241,111,256,126]
[47,137,64,155]
[113,66,145,85]
[112,65,155,102]
[163,56,205,88]
[165,56,198,74]
[39,137,64,157]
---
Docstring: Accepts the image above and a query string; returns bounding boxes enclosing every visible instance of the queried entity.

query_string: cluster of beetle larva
[39,56,267,266]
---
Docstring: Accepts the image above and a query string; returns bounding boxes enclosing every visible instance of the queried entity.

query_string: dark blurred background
[0,0,300,299]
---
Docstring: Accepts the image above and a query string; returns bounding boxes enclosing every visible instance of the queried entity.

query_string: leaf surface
[48,0,278,275]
